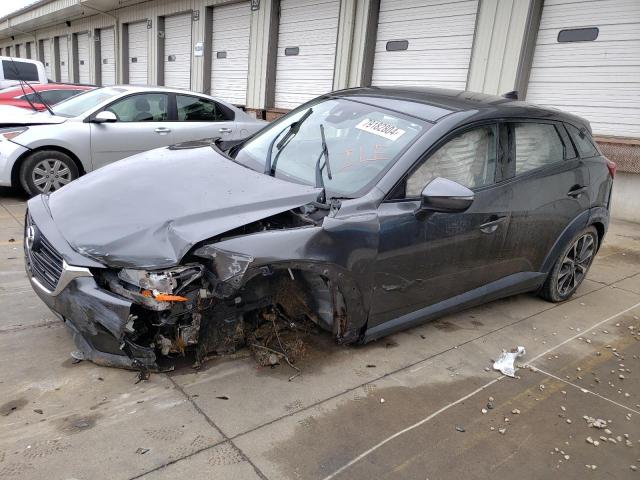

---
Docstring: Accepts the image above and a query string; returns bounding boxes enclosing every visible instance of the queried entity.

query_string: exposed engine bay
[91,207,342,371]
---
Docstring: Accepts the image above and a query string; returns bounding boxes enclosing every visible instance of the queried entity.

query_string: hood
[0,105,67,126]
[47,143,320,268]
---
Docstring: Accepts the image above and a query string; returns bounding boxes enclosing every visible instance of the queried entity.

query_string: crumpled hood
[47,144,320,268]
[0,106,67,126]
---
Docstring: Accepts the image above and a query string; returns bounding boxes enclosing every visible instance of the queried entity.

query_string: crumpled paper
[493,346,526,377]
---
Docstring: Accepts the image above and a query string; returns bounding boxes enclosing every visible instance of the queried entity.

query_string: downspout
[79,1,120,83]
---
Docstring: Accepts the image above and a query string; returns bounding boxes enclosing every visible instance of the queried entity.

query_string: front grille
[25,215,64,291]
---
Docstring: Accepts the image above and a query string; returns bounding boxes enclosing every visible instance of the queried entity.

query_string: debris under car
[24,87,612,374]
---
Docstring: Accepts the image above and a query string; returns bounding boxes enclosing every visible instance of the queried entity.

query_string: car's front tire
[539,226,598,303]
[19,150,79,196]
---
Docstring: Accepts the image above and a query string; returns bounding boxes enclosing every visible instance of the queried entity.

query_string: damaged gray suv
[25,87,615,370]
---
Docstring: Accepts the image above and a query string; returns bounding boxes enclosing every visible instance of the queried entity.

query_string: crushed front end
[25,196,362,371]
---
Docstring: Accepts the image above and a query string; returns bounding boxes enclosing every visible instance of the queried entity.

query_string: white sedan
[0,85,266,195]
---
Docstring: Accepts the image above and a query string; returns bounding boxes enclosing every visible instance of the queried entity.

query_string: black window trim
[174,93,236,122]
[564,122,601,159]
[385,120,504,203]
[87,91,172,123]
[504,119,571,181]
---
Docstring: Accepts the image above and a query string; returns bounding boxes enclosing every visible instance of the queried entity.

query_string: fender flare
[539,208,606,274]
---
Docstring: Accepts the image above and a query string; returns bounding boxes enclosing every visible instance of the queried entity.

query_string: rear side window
[513,123,565,174]
[566,124,599,158]
[2,60,39,82]
[406,125,497,196]
[176,95,233,122]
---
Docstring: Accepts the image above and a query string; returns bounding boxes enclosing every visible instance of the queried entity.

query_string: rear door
[168,93,237,143]
[90,92,172,169]
[501,120,590,273]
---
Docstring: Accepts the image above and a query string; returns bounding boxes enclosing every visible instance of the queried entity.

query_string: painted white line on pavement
[321,300,640,480]
[530,365,640,415]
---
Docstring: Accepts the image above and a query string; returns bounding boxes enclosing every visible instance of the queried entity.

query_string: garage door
[58,36,69,82]
[128,21,149,85]
[371,0,478,89]
[526,0,640,138]
[211,1,250,105]
[100,28,116,85]
[164,13,192,89]
[274,0,340,109]
[76,33,90,84]
[42,39,52,78]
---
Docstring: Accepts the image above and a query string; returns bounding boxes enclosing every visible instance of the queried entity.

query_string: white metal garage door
[58,36,69,82]
[211,1,250,105]
[128,21,149,85]
[76,33,90,84]
[526,0,640,138]
[164,13,192,89]
[274,0,340,109]
[100,28,116,85]
[371,0,479,89]
[42,39,52,78]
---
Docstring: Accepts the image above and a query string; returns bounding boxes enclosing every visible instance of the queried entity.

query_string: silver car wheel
[557,233,595,296]
[31,159,72,193]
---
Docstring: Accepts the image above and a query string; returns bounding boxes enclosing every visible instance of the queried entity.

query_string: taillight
[606,158,617,178]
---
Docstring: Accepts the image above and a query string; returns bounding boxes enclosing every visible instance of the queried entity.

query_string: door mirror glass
[93,110,117,123]
[418,177,474,214]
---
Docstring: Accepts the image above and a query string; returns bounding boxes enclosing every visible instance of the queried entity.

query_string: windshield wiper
[314,123,333,203]
[8,58,54,115]
[264,108,313,176]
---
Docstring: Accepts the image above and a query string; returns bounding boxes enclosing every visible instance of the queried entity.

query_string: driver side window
[405,125,497,197]
[106,93,169,122]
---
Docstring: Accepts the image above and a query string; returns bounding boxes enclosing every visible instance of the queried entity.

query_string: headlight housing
[0,127,28,141]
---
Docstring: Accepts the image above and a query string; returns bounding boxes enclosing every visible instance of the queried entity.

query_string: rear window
[2,60,39,82]
[566,124,599,158]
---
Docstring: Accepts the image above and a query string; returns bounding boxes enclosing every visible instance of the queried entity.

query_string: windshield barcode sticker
[355,119,405,141]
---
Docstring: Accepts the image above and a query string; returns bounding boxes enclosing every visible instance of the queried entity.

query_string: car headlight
[0,127,28,141]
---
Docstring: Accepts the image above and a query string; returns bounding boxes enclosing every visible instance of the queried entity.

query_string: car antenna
[502,90,518,100]
[9,57,54,115]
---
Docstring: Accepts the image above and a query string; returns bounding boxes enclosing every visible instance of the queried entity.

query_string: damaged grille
[25,215,63,291]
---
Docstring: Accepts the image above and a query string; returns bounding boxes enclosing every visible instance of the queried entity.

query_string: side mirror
[92,111,117,124]
[417,177,474,214]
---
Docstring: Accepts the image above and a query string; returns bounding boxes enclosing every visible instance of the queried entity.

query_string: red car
[0,83,94,111]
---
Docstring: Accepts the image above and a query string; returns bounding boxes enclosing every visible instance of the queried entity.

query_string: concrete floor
[1,189,639,480]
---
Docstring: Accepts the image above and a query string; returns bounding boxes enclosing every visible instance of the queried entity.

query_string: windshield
[52,87,125,117]
[233,98,426,198]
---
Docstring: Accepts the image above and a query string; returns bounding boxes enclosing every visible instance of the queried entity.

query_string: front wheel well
[11,146,86,190]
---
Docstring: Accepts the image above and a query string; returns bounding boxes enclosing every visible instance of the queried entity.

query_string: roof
[331,86,589,128]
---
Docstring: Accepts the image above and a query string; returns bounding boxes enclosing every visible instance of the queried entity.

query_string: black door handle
[479,215,507,234]
[567,186,587,198]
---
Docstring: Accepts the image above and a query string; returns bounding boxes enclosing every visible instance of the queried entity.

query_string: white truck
[0,57,48,89]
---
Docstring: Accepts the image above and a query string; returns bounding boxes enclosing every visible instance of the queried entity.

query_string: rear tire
[539,226,598,303]
[19,150,79,197]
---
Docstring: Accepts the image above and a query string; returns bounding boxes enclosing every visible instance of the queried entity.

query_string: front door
[369,123,513,328]
[90,92,172,169]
